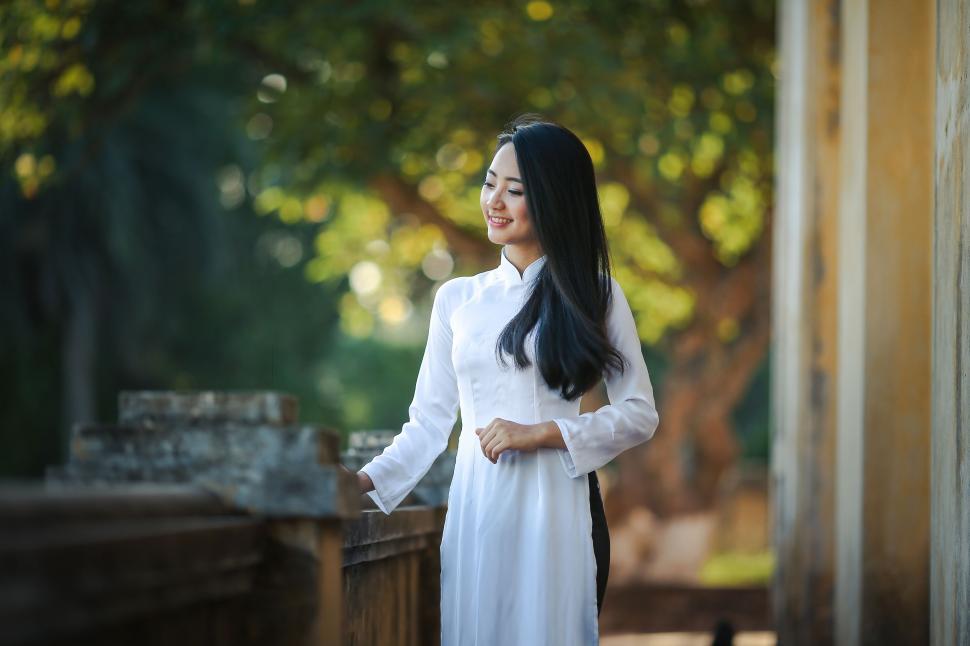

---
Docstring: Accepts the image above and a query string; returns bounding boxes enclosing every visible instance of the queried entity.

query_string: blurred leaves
[2,0,774,345]
[0,0,774,475]
[699,549,774,586]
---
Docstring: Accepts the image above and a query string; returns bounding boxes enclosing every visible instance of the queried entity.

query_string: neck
[503,244,544,277]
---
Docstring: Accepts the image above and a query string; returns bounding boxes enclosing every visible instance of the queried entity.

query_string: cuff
[551,417,590,479]
[359,463,394,515]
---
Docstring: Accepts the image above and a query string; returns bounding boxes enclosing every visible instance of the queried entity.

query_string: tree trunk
[608,208,773,521]
[61,286,98,461]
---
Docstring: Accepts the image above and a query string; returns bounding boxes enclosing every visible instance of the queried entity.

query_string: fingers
[475,427,487,459]
[483,435,498,460]
[483,435,508,463]
[476,427,495,461]
[475,421,510,464]
[474,427,496,463]
[488,440,510,463]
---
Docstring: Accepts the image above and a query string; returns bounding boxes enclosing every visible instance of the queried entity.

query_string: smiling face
[480,143,538,248]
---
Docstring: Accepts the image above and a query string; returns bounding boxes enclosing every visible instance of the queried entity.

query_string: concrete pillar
[835,1,934,645]
[770,1,842,644]
[932,1,970,644]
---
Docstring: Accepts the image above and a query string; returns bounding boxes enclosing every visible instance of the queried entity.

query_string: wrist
[536,421,566,449]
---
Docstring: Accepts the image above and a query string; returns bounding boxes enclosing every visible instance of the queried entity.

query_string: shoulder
[430,275,475,320]
[434,265,501,304]
[433,275,472,303]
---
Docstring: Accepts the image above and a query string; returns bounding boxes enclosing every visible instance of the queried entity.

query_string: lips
[488,215,513,225]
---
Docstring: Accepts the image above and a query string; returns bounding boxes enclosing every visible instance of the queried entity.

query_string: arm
[357,280,461,514]
[549,277,660,478]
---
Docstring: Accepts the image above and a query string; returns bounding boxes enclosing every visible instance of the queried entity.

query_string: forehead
[488,143,520,173]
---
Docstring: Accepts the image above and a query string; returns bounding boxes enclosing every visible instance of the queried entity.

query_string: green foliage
[239,0,776,337]
[0,0,774,474]
[0,185,348,476]
[3,0,775,343]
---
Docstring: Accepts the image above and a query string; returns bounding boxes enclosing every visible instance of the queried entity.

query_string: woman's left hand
[475,418,545,463]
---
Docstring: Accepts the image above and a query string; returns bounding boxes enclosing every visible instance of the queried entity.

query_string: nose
[485,192,502,211]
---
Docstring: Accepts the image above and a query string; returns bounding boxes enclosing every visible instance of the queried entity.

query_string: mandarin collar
[497,246,547,285]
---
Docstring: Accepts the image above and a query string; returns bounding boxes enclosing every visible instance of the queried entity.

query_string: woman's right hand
[339,463,375,495]
[357,470,374,495]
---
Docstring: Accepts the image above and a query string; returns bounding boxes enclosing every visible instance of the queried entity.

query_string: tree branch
[368,173,492,264]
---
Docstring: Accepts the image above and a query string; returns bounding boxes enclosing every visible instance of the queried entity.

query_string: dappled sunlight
[257,73,286,103]
[0,0,783,640]
[349,260,382,295]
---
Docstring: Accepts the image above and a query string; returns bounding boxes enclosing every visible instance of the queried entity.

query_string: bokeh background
[1,0,774,591]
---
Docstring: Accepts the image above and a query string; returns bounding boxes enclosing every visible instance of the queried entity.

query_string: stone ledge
[119,391,299,428]
[70,422,341,473]
[0,482,238,524]
[50,390,359,520]
[47,463,361,520]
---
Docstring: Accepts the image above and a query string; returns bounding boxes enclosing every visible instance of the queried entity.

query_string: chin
[486,230,512,244]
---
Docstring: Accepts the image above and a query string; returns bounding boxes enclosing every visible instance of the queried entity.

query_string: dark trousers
[588,470,610,616]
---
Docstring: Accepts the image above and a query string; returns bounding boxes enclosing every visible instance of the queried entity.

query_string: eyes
[483,181,523,196]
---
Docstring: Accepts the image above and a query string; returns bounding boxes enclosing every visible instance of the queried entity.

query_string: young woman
[356,115,660,645]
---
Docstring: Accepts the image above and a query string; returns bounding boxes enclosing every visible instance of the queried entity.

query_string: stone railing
[0,391,449,646]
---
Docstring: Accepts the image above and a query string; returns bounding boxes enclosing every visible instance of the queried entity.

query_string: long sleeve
[358,279,461,515]
[551,277,660,479]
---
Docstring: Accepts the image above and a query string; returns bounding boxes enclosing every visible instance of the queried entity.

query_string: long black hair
[494,114,627,401]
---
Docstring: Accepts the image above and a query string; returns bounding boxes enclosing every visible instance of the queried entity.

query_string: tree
[240,0,776,516]
[1,0,774,514]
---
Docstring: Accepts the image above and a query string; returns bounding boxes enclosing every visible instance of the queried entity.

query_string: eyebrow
[487,168,523,184]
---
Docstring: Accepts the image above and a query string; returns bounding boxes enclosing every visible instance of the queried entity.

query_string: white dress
[359,246,660,646]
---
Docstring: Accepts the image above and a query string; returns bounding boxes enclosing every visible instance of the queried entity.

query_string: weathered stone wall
[1,390,447,646]
[48,391,357,518]
[932,2,970,644]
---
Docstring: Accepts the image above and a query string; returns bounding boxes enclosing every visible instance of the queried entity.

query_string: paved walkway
[602,631,776,646]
